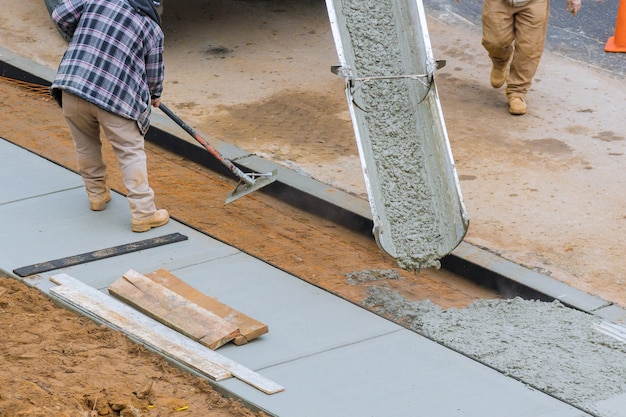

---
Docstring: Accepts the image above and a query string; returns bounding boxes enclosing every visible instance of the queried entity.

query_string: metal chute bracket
[330,60,446,112]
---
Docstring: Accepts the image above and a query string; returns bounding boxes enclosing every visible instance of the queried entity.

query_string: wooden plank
[595,321,626,343]
[49,274,285,394]
[49,274,231,381]
[108,270,240,350]
[145,269,269,345]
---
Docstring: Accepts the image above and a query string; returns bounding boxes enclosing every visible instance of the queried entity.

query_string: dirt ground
[2,0,626,415]
[0,277,268,417]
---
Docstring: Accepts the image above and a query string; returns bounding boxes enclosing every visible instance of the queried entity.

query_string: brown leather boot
[490,63,507,88]
[132,209,170,232]
[509,96,527,115]
[89,190,112,211]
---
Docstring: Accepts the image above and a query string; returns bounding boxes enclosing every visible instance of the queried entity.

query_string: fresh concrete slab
[0,138,82,204]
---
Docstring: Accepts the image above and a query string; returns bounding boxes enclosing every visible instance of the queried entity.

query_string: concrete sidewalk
[0,136,593,416]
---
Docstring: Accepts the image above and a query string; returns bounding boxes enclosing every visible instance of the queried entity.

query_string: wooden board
[49,274,231,381]
[145,268,268,345]
[109,270,240,350]
[49,274,284,394]
[595,321,626,343]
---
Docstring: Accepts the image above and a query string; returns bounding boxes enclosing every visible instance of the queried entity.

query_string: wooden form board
[145,268,269,345]
[49,274,284,395]
[109,270,240,350]
[596,321,626,343]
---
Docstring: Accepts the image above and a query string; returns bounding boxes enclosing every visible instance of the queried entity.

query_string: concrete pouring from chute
[325,0,469,270]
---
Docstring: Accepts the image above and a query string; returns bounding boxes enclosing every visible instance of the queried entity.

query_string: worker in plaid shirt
[51,0,169,232]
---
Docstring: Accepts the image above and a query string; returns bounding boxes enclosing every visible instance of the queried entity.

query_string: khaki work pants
[62,92,156,221]
[481,0,550,98]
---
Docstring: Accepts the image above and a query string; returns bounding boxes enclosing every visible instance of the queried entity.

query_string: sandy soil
[2,0,626,414]
[0,277,267,417]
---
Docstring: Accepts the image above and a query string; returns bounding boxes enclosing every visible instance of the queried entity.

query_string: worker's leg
[62,92,110,203]
[506,0,550,98]
[482,0,515,74]
[97,109,156,222]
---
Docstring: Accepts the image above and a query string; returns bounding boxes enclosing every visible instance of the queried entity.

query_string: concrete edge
[2,46,624,324]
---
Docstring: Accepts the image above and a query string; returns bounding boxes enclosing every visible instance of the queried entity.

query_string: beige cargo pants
[62,92,157,221]
[481,0,550,98]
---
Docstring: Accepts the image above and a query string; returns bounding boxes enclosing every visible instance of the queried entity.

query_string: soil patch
[0,277,267,417]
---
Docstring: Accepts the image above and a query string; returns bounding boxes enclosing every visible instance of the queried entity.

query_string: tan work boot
[490,63,507,88]
[132,209,170,232]
[509,96,527,115]
[89,190,112,211]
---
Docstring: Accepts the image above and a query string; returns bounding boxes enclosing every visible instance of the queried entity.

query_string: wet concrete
[362,284,626,416]
[330,0,468,269]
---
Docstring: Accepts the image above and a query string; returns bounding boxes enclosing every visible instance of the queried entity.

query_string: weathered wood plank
[108,270,240,350]
[145,269,269,345]
[49,274,285,394]
[49,273,231,381]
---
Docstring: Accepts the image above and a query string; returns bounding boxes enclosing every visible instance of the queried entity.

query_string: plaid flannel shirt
[51,0,164,135]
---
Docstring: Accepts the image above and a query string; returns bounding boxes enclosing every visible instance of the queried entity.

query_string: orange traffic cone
[606,0,626,52]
